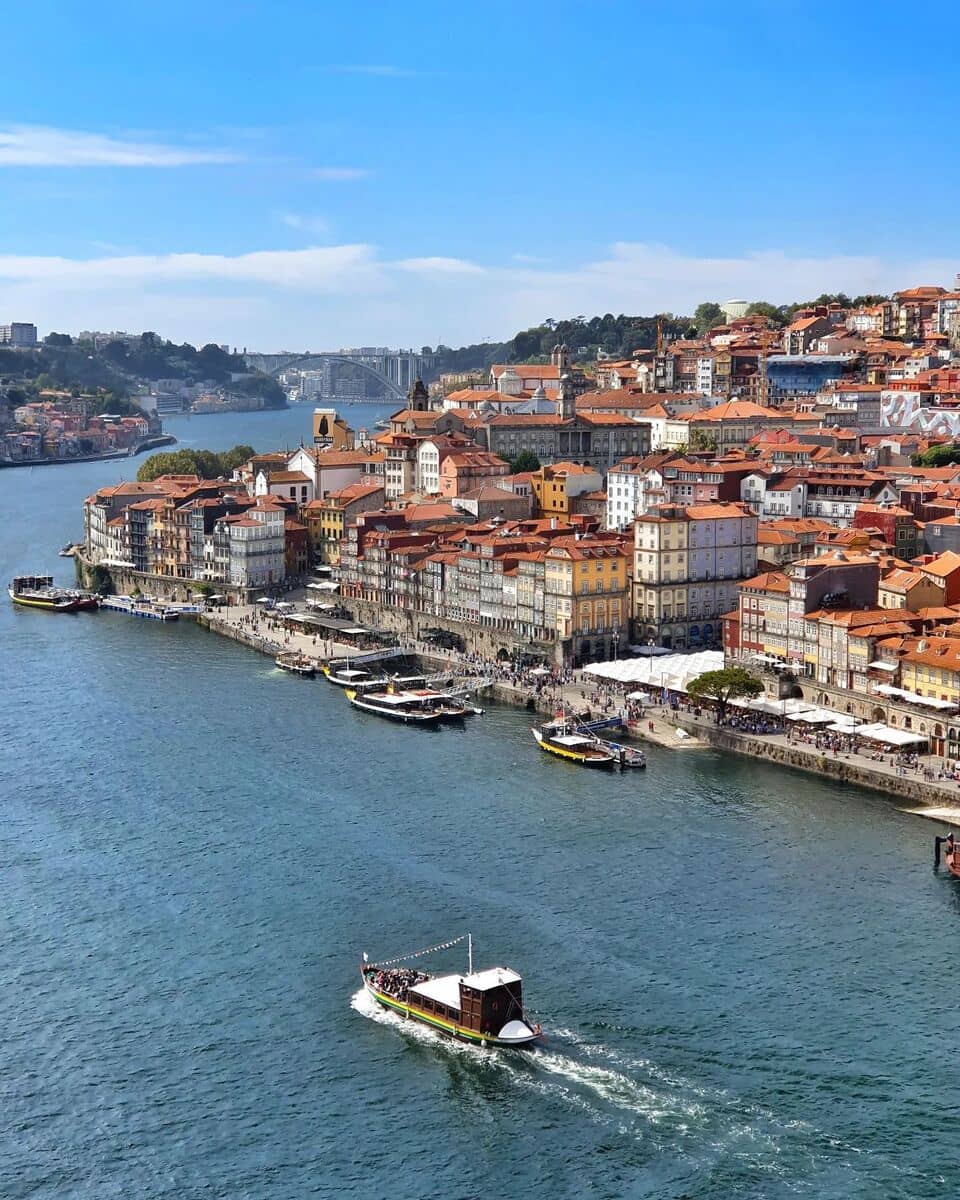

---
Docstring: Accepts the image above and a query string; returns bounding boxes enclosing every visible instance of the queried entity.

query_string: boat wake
[351,990,917,1188]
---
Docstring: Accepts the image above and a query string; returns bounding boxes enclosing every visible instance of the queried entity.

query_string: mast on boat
[468,932,473,976]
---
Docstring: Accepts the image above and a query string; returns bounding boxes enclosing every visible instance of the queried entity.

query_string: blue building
[765,355,853,400]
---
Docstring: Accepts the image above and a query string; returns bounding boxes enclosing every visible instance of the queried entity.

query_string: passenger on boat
[948,833,956,856]
[373,967,429,1002]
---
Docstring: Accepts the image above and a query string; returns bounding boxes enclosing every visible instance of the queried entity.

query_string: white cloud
[394,256,486,275]
[280,212,331,237]
[0,240,955,349]
[310,166,372,181]
[0,124,239,167]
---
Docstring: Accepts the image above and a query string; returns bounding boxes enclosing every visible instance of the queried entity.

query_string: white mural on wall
[880,390,960,437]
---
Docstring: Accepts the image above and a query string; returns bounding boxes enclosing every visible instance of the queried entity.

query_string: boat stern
[494,1018,542,1046]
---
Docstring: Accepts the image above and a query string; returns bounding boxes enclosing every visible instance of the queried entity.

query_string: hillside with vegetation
[428,292,893,378]
[0,331,285,419]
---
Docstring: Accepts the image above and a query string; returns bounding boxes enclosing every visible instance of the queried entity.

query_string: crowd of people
[371,967,430,1003]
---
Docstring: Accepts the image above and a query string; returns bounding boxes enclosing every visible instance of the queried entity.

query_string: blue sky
[0,0,958,349]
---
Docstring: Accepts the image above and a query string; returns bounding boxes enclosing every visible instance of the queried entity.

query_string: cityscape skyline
[1,2,959,347]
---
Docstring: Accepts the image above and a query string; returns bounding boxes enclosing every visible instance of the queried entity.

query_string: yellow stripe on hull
[536,738,614,766]
[365,983,534,1047]
[11,595,70,610]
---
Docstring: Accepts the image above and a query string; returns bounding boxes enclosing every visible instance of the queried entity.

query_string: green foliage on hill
[0,332,284,415]
[136,444,255,482]
[429,289,898,378]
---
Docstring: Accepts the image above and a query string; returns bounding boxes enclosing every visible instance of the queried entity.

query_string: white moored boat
[344,683,467,724]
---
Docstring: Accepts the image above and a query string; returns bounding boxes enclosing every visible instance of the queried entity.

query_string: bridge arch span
[266,353,406,399]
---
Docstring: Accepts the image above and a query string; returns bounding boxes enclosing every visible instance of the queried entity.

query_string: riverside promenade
[198,599,706,750]
[197,600,960,821]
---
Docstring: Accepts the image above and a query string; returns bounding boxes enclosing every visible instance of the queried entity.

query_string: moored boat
[8,575,99,612]
[533,719,618,768]
[322,664,375,688]
[344,683,466,724]
[100,594,180,620]
[276,652,316,677]
[360,934,542,1049]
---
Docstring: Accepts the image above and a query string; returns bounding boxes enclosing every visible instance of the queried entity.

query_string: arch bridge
[246,348,435,401]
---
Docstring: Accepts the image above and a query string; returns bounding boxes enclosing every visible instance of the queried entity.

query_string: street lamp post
[612,629,620,660]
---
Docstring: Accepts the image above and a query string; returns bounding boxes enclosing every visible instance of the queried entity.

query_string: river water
[1,407,957,1198]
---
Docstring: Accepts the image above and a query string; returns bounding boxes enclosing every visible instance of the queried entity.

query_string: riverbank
[196,599,960,816]
[670,710,960,813]
[0,432,176,470]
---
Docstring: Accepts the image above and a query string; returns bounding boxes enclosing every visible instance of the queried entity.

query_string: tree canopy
[692,302,725,336]
[136,444,255,482]
[912,443,960,467]
[509,450,541,474]
[686,667,763,719]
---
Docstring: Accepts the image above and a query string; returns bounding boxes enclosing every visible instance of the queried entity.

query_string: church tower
[550,343,570,370]
[556,372,575,420]
[408,378,429,412]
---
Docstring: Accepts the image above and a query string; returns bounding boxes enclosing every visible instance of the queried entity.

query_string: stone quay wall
[345,598,561,665]
[76,554,250,605]
[670,713,954,809]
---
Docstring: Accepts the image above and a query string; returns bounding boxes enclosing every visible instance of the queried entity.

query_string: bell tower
[408,378,429,412]
[556,373,575,420]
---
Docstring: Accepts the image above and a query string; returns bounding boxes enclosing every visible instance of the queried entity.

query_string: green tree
[44,332,73,347]
[913,443,960,467]
[509,450,541,474]
[137,444,257,481]
[686,667,762,721]
[746,301,788,327]
[690,429,718,453]
[693,302,724,336]
[220,444,256,471]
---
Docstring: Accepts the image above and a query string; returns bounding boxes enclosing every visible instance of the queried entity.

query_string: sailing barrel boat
[8,575,99,613]
[532,716,619,768]
[361,934,542,1048]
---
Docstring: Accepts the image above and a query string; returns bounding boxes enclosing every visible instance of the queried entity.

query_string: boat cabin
[11,575,55,592]
[409,967,525,1037]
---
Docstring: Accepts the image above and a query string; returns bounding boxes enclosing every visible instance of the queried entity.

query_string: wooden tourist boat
[344,683,467,724]
[8,575,99,613]
[533,719,618,768]
[276,652,316,677]
[361,934,542,1049]
[322,664,375,688]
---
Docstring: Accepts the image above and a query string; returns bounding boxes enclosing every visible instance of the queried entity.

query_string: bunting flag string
[369,934,466,969]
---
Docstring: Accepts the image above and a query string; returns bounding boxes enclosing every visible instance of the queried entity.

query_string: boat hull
[277,661,316,677]
[532,728,617,768]
[9,590,96,612]
[362,976,541,1048]
[345,689,447,725]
